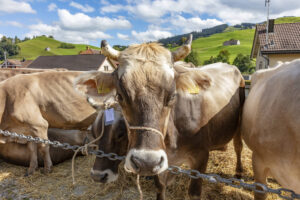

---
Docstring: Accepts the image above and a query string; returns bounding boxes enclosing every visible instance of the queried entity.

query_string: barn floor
[0,141,281,200]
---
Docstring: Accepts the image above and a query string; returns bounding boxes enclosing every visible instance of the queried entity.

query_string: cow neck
[120,108,171,141]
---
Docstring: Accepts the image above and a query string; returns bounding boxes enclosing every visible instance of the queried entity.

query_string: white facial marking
[125,149,168,174]
[90,168,119,183]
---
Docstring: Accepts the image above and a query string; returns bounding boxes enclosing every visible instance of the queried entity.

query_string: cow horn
[172,34,193,62]
[101,40,120,61]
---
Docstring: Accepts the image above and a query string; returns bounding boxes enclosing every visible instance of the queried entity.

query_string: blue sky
[0,0,300,47]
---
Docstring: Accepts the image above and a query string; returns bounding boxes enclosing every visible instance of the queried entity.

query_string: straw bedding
[0,141,280,200]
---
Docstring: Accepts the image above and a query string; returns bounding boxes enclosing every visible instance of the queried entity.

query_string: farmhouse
[223,39,240,46]
[251,20,300,70]
[27,54,116,71]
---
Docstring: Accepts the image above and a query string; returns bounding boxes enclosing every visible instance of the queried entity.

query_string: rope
[71,110,105,185]
[136,174,143,200]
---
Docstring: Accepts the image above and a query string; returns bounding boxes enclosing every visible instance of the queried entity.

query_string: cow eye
[116,93,123,102]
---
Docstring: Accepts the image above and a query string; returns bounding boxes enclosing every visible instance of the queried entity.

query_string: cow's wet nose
[125,149,168,175]
[91,171,108,183]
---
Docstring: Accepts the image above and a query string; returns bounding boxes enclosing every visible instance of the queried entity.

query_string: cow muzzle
[124,149,168,175]
[90,168,118,183]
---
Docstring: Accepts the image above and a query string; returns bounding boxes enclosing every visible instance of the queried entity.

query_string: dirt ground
[0,141,281,200]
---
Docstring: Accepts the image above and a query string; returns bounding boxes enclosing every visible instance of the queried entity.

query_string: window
[259,61,263,69]
[104,66,109,71]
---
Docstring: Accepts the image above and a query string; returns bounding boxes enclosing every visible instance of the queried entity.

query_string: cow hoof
[25,169,35,177]
[189,195,201,200]
[43,168,52,174]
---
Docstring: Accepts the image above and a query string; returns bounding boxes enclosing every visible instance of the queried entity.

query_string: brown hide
[0,71,97,174]
[0,68,67,82]
[242,60,300,197]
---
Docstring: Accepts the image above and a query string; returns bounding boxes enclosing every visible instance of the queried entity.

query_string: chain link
[1,129,300,199]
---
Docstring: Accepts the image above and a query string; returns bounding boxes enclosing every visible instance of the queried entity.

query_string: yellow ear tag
[187,85,200,94]
[97,83,111,94]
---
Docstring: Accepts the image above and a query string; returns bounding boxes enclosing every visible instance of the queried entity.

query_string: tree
[48,35,54,39]
[58,42,75,49]
[181,37,187,45]
[0,36,20,60]
[233,53,254,73]
[203,49,230,65]
[203,56,217,65]
[216,49,230,63]
[184,50,200,66]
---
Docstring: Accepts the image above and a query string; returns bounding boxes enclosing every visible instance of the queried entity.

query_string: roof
[7,59,21,66]
[27,54,108,71]
[251,22,300,58]
[21,60,33,68]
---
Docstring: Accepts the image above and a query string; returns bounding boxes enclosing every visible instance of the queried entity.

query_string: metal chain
[0,129,125,161]
[1,129,300,200]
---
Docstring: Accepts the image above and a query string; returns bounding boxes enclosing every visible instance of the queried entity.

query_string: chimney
[86,46,90,50]
[268,19,274,33]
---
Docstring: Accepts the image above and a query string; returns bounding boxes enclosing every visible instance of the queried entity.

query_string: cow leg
[252,153,268,200]
[26,142,38,176]
[35,127,52,174]
[38,143,52,174]
[188,150,209,200]
[233,128,243,178]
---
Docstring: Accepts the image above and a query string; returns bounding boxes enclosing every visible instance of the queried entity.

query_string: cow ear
[175,69,211,94]
[74,71,116,99]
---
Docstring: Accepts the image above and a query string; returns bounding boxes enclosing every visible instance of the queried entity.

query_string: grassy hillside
[190,29,255,64]
[275,16,300,24]
[187,16,300,65]
[12,36,100,60]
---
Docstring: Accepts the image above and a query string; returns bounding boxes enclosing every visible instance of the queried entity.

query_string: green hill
[188,16,300,65]
[12,36,100,60]
[191,29,255,64]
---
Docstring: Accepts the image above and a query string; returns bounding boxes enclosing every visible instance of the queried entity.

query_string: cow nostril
[159,156,164,166]
[130,156,141,172]
[100,173,108,181]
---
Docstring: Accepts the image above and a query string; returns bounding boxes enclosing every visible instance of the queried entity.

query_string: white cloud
[7,21,23,27]
[100,4,124,13]
[0,0,36,13]
[0,34,3,39]
[70,1,95,13]
[103,0,300,25]
[26,9,132,44]
[131,28,173,42]
[170,15,223,33]
[26,23,112,44]
[58,9,131,31]
[117,33,130,40]
[48,3,57,12]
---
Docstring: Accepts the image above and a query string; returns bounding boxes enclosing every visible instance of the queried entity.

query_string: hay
[0,142,281,200]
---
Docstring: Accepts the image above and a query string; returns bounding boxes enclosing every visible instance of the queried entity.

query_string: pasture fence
[1,129,300,200]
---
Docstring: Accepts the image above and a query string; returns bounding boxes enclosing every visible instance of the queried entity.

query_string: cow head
[90,110,128,183]
[75,34,211,176]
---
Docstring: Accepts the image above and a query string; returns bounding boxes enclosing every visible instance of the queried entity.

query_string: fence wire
[0,129,299,200]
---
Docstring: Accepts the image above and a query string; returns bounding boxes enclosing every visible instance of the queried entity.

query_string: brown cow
[0,71,97,175]
[0,128,94,166]
[0,68,67,82]
[75,39,245,200]
[242,60,300,200]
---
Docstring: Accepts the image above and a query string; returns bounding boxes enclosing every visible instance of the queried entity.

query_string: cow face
[75,35,212,176]
[90,112,128,183]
